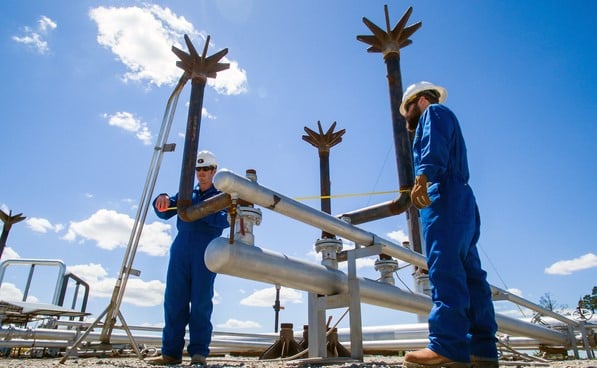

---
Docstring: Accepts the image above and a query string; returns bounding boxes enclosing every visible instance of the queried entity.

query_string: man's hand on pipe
[155,194,171,212]
[411,175,431,209]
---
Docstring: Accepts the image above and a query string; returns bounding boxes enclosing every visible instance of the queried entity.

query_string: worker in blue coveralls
[400,82,498,368]
[148,150,229,367]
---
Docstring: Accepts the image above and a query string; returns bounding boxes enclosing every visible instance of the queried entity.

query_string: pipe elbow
[339,191,411,225]
[177,193,231,222]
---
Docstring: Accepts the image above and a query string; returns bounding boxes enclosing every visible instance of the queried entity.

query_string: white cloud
[210,59,248,95]
[0,283,24,301]
[544,253,597,275]
[25,217,63,233]
[240,287,303,307]
[507,288,523,297]
[386,229,409,244]
[62,209,172,256]
[38,16,57,32]
[0,247,20,261]
[67,263,165,307]
[103,111,153,145]
[216,318,261,329]
[213,290,221,305]
[12,15,57,54]
[67,263,108,284]
[202,108,216,120]
[89,4,248,94]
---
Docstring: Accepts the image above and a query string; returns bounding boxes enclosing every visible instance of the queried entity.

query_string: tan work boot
[403,348,470,368]
[190,354,207,366]
[470,355,499,368]
[146,354,183,365]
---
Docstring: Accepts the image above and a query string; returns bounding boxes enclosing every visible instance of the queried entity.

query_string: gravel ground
[1,355,596,368]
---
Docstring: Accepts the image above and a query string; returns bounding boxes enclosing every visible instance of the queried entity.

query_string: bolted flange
[374,258,399,285]
[234,206,262,245]
[315,238,343,269]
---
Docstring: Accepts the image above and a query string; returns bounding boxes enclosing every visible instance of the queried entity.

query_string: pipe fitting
[374,258,399,285]
[234,206,262,245]
[315,238,343,269]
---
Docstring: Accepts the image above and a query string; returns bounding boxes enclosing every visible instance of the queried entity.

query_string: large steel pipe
[213,170,427,268]
[205,238,568,346]
[179,192,232,223]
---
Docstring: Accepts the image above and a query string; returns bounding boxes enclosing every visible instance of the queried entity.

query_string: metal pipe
[179,192,232,222]
[212,170,581,347]
[172,34,229,221]
[205,237,568,346]
[338,195,410,225]
[213,170,427,268]
[491,286,580,327]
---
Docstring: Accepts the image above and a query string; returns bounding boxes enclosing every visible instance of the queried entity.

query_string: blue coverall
[412,104,498,362]
[153,185,229,359]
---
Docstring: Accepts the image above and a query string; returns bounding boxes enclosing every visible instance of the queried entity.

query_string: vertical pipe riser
[178,80,206,209]
[385,55,414,191]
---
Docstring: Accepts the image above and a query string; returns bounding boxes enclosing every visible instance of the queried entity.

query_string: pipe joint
[374,258,399,285]
[233,206,262,246]
[315,238,343,269]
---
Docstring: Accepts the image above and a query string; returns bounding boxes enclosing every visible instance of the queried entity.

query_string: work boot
[190,354,207,366]
[146,354,183,365]
[403,348,470,368]
[470,355,499,368]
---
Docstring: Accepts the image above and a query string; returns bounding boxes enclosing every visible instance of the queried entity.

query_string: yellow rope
[294,189,406,201]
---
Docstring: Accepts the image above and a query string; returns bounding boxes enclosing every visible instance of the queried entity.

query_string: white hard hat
[399,81,448,116]
[196,150,217,168]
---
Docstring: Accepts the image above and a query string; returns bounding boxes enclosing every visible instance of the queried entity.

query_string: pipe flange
[375,258,399,285]
[315,238,343,269]
[238,206,262,225]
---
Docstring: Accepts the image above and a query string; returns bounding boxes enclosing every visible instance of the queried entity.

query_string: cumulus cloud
[202,108,216,120]
[216,318,261,329]
[12,15,57,54]
[0,247,20,261]
[103,111,153,145]
[386,230,409,244]
[67,263,165,307]
[544,253,597,275]
[62,209,172,256]
[507,288,523,297]
[89,4,247,93]
[25,217,64,233]
[240,287,302,307]
[0,283,24,301]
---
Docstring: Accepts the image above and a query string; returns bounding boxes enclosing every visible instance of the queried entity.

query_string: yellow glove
[411,174,431,209]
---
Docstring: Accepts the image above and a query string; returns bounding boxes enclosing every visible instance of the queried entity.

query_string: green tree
[581,286,597,312]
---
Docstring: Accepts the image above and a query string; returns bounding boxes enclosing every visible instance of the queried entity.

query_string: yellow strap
[294,189,404,201]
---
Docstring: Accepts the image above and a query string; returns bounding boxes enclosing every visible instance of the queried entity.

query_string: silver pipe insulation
[491,286,579,327]
[0,325,563,353]
[213,170,427,268]
[211,170,577,344]
[205,237,568,346]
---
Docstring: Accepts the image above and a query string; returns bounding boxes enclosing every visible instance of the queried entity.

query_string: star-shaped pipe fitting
[171,34,230,82]
[356,4,422,59]
[302,121,346,154]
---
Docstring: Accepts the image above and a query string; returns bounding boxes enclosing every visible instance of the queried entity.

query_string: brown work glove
[411,174,431,209]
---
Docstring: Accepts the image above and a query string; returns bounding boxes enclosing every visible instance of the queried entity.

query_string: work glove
[411,174,431,209]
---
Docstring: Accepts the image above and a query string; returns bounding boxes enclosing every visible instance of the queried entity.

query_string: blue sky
[1,0,596,334]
